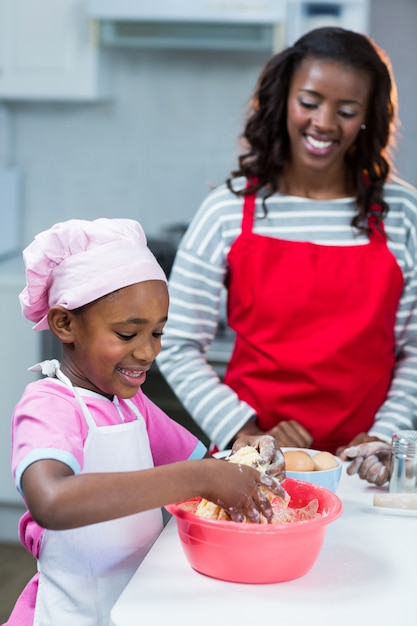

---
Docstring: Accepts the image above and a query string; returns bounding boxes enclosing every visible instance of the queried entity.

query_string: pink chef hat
[19,218,167,331]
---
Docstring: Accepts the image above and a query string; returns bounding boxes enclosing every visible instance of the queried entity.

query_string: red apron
[224,193,404,453]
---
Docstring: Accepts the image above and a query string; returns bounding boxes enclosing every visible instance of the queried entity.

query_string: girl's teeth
[307,136,332,149]
[119,368,142,378]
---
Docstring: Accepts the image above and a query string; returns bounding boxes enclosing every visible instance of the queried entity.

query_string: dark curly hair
[226,27,397,232]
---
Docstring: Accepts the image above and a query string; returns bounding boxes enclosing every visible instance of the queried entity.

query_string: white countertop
[111,465,416,625]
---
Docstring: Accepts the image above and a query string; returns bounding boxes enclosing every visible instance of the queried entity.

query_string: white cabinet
[0,0,106,101]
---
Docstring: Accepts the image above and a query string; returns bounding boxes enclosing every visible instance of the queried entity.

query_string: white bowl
[283,448,342,493]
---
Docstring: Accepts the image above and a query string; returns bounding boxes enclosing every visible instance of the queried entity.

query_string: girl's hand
[202,459,288,523]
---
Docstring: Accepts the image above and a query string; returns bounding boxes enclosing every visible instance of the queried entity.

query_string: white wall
[369,0,417,184]
[13,48,270,242]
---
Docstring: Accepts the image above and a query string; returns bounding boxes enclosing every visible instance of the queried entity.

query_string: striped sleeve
[369,180,417,441]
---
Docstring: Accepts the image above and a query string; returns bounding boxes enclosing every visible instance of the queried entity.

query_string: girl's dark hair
[226,26,397,232]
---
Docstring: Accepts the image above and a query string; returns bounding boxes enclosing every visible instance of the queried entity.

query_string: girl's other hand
[232,434,285,481]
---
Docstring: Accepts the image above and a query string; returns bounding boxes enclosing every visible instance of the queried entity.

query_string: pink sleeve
[11,380,88,491]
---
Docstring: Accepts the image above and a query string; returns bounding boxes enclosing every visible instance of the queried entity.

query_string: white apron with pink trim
[28,361,163,626]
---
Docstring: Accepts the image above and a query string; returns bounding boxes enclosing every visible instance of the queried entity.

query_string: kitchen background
[1,0,417,543]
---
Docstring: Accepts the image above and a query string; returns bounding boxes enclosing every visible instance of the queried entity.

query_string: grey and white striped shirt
[157,176,417,450]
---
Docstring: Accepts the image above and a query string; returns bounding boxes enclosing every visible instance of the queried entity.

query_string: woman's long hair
[226,27,397,231]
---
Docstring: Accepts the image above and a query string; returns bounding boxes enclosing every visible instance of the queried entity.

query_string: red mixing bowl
[165,477,342,584]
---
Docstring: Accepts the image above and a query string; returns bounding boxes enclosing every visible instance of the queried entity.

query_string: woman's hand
[336,433,383,457]
[340,442,392,486]
[235,418,313,450]
[267,420,314,449]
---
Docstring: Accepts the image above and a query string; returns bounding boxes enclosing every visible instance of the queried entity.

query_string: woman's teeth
[307,136,333,149]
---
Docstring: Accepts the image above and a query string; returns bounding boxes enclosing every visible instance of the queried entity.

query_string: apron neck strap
[242,191,256,234]
[367,204,386,243]
[29,359,97,429]
[241,178,259,234]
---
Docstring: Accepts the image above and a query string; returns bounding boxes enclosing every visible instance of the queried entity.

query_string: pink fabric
[19,218,167,331]
[2,574,39,626]
[18,511,43,559]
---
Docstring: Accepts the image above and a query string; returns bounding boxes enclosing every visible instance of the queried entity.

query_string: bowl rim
[165,477,342,533]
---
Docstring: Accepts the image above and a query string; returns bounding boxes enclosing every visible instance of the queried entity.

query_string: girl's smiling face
[61,280,169,400]
[286,56,371,175]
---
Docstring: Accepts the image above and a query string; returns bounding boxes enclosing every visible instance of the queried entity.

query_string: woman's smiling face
[286,56,371,174]
[64,280,169,400]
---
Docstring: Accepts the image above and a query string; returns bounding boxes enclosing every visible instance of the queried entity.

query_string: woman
[156,27,417,455]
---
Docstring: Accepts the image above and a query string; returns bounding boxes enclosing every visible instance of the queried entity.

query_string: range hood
[87,1,287,24]
[87,1,369,52]
[87,0,287,52]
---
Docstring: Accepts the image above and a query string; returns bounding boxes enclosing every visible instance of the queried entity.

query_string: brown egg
[283,450,315,472]
[312,451,339,471]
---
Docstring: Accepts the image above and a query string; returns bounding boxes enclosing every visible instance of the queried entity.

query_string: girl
[5,218,285,626]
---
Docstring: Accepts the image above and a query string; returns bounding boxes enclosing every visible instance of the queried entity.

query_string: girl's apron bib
[224,194,404,453]
[32,361,163,626]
